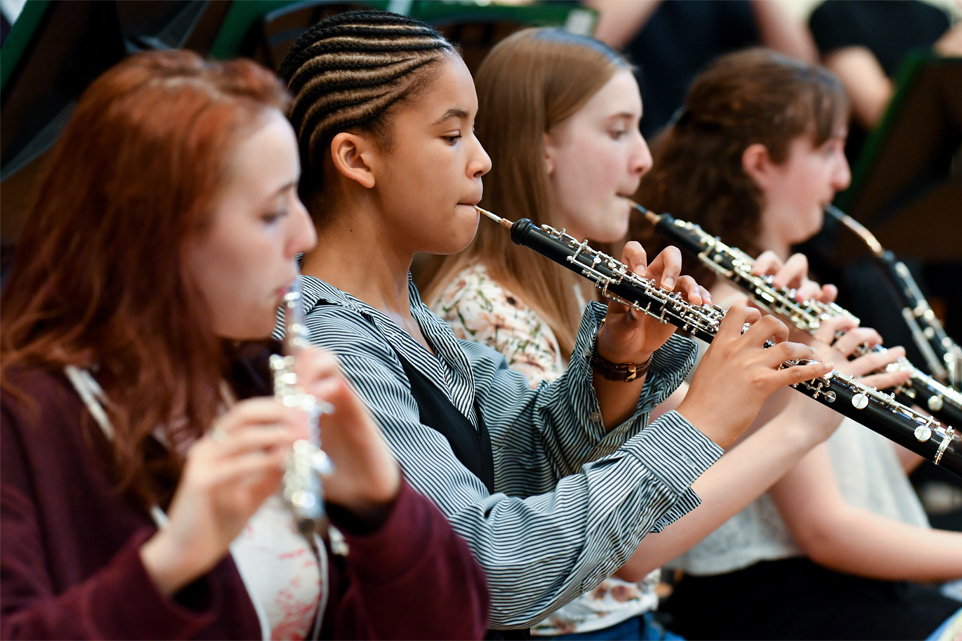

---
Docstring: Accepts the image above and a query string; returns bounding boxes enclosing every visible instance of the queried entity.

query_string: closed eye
[262,211,287,224]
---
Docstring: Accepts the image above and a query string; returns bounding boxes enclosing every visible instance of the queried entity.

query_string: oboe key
[852,393,869,410]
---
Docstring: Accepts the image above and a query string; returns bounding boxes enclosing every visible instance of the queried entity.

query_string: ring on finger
[210,425,229,443]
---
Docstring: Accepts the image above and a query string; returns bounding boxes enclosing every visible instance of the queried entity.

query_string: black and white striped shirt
[299,275,722,629]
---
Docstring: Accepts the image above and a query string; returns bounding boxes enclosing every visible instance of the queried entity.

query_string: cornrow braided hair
[280,10,454,204]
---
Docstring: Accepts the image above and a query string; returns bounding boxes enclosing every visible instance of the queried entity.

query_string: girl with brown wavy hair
[0,49,488,640]
[635,48,962,641]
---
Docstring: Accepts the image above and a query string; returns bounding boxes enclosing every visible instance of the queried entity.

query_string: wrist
[140,531,205,598]
[590,348,653,383]
[595,318,656,365]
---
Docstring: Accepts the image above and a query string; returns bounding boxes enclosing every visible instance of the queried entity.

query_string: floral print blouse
[429,262,661,635]
[430,263,565,384]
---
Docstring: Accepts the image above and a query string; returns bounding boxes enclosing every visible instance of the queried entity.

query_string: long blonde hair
[419,28,629,359]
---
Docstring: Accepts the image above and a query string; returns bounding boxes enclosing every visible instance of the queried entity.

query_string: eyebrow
[433,108,469,125]
[261,180,297,202]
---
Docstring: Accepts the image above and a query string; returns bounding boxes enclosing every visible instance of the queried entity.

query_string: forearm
[586,0,662,49]
[332,479,489,639]
[823,48,892,129]
[893,442,925,473]
[2,528,218,640]
[595,368,648,428]
[485,308,697,485]
[750,0,817,63]
[403,411,720,628]
[799,508,962,582]
[616,412,820,581]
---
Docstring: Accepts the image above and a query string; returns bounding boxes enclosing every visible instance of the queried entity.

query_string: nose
[470,134,492,179]
[630,131,653,178]
[288,195,318,257]
[832,151,851,191]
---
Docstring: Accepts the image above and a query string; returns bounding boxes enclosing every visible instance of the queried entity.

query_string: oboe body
[825,205,962,389]
[477,207,960,477]
[273,279,334,536]
[638,205,962,430]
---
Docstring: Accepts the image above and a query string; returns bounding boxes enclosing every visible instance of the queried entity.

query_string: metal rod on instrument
[825,205,961,388]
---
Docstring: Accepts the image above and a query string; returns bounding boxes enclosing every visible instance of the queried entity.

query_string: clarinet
[272,277,334,536]
[825,204,962,390]
[476,206,961,477]
[634,203,962,430]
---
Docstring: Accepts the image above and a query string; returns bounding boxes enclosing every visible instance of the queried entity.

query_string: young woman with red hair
[0,49,488,640]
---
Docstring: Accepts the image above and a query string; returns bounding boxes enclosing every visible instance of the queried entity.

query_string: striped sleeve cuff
[627,409,722,497]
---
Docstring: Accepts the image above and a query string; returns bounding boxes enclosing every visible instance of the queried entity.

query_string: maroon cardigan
[1,365,489,640]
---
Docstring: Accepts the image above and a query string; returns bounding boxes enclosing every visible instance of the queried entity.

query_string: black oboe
[634,203,962,430]
[825,205,962,390]
[477,206,960,477]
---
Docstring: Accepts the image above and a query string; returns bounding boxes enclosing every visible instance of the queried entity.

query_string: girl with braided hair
[279,9,834,635]
[0,49,489,640]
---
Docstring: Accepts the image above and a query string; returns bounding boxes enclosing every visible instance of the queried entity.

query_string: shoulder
[431,263,503,310]
[1,365,78,427]
[300,278,396,357]
[432,264,541,326]
[1,364,92,488]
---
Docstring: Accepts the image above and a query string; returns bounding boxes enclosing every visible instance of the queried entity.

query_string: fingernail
[663,277,674,289]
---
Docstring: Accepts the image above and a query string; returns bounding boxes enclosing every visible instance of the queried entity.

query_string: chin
[593,212,631,244]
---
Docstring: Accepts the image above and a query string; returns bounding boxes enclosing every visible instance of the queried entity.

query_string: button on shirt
[295,274,723,629]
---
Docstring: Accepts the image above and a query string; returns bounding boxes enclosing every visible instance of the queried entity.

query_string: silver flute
[477,206,961,477]
[633,203,962,430]
[273,276,334,536]
[825,204,962,389]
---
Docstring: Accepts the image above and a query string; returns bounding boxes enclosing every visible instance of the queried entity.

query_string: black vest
[393,351,528,640]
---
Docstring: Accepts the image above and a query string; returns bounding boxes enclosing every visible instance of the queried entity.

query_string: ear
[543,131,557,176]
[330,132,376,189]
[741,143,776,189]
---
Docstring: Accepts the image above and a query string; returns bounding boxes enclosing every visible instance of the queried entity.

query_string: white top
[230,494,323,640]
[670,417,931,575]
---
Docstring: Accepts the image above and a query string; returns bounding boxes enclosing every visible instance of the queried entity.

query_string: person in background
[587,0,816,139]
[808,0,960,162]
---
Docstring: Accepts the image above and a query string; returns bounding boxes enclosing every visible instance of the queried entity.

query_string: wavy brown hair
[419,28,630,360]
[0,50,289,505]
[633,48,848,287]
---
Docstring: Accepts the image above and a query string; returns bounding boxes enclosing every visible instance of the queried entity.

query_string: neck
[300,196,415,318]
